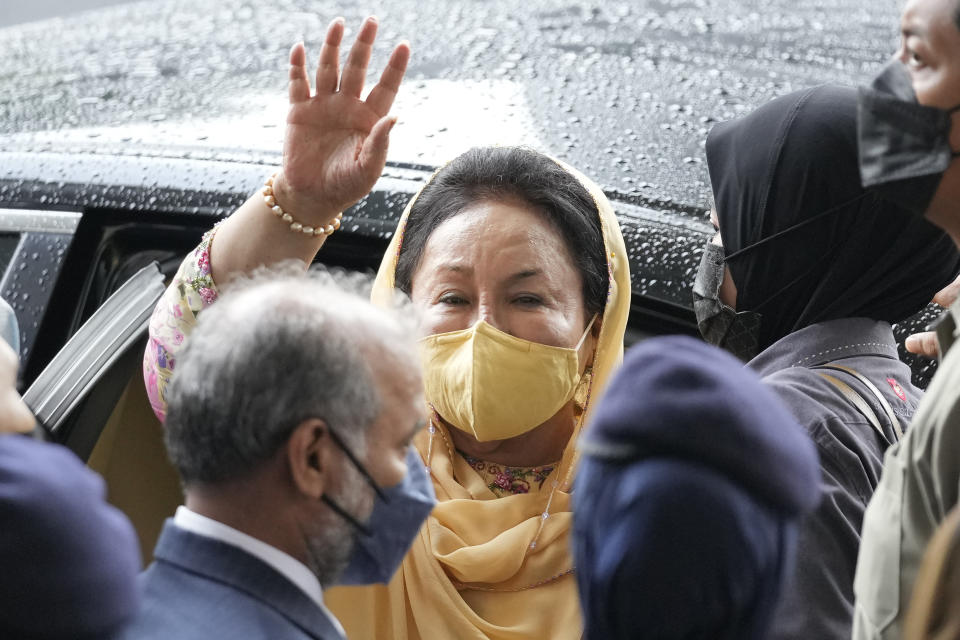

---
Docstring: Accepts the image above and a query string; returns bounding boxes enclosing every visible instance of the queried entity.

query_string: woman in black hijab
[694,84,960,640]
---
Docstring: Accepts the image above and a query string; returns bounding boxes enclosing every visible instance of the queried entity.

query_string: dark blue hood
[573,336,821,640]
[0,436,141,639]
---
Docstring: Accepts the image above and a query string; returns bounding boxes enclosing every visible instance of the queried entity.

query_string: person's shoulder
[760,367,885,490]
[760,366,846,425]
[131,558,316,640]
[0,434,140,552]
[139,555,257,613]
[761,361,908,433]
[0,435,91,478]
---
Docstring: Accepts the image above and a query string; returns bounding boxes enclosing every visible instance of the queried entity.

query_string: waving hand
[274,17,410,227]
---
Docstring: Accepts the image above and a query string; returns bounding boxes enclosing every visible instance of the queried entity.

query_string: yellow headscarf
[325,152,631,639]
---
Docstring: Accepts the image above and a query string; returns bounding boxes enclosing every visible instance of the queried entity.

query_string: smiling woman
[142,14,630,640]
[392,147,609,463]
[321,145,630,640]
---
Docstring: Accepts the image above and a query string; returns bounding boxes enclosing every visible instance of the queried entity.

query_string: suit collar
[153,520,345,640]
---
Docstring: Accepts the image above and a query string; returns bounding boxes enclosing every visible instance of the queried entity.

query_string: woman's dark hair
[955,0,960,30]
[394,147,608,317]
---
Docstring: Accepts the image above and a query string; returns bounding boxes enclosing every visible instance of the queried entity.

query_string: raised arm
[144,17,409,421]
[213,16,410,281]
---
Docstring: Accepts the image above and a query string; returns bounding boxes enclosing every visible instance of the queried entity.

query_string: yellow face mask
[419,316,596,442]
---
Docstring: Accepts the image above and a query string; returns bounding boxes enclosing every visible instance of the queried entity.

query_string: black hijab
[706,84,960,352]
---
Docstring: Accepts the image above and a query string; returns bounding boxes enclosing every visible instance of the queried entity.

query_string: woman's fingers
[339,17,378,99]
[315,17,345,95]
[359,115,398,172]
[905,331,941,359]
[288,42,311,104]
[365,42,411,117]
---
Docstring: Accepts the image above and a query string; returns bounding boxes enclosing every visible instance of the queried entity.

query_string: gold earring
[574,367,594,412]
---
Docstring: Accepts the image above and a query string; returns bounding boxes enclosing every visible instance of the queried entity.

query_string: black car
[0,0,937,560]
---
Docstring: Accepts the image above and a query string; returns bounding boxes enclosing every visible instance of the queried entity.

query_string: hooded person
[694,83,960,640]
[0,327,141,639]
[573,335,821,640]
[0,436,142,639]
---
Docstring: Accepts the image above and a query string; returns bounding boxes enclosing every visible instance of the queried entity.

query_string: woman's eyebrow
[436,263,471,274]
[506,269,543,284]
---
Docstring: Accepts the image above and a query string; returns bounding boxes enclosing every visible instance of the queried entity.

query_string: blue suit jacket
[120,520,346,640]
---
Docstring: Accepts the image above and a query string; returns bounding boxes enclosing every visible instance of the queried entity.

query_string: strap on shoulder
[814,364,903,440]
[815,372,893,446]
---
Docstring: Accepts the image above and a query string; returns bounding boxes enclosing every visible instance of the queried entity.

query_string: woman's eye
[513,295,543,306]
[438,293,467,305]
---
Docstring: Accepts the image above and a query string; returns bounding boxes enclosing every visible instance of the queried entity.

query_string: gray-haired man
[122,274,432,640]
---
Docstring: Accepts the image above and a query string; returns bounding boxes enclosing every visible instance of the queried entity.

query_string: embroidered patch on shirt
[459,451,557,498]
[887,378,907,402]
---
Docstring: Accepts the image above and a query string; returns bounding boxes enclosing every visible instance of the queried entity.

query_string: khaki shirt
[852,301,960,640]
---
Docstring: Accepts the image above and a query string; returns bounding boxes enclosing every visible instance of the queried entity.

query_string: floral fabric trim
[459,451,557,498]
[143,225,221,422]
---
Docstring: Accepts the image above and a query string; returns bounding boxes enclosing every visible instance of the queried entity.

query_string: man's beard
[305,461,374,588]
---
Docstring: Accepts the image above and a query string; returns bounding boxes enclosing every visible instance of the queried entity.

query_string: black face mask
[692,242,762,362]
[319,427,388,537]
[858,59,960,215]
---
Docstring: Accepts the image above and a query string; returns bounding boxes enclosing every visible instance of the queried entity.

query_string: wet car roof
[4,0,937,385]
[0,0,899,209]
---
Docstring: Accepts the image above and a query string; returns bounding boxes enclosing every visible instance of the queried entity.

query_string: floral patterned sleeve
[143,226,221,422]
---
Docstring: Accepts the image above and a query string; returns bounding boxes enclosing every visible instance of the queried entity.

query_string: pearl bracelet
[261,173,342,237]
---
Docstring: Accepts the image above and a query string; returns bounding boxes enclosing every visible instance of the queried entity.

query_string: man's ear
[286,419,329,500]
